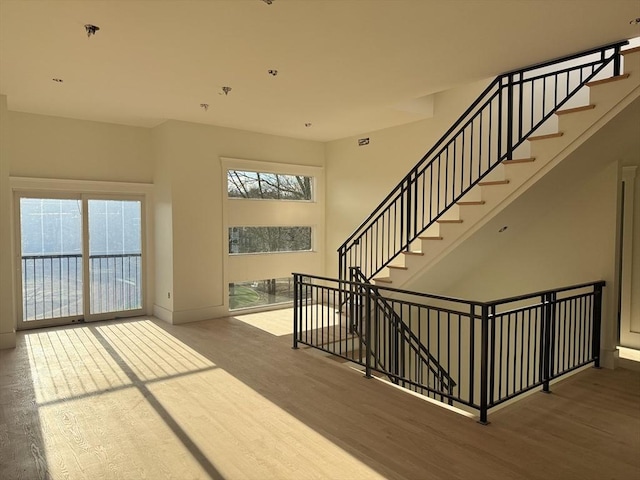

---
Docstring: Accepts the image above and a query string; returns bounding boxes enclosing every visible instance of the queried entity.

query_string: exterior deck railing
[21,253,142,321]
[293,273,604,424]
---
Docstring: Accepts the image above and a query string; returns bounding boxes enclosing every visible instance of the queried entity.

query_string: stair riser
[382,53,640,289]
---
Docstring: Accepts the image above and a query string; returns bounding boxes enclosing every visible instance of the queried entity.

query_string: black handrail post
[406,173,412,250]
[479,303,490,425]
[292,273,299,350]
[592,282,604,368]
[506,73,514,161]
[364,289,373,379]
[348,268,355,333]
[542,293,553,393]
[613,45,622,77]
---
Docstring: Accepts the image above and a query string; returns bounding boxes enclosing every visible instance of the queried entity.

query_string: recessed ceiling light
[52,78,64,83]
[305,123,312,127]
[84,24,100,37]
[268,69,278,76]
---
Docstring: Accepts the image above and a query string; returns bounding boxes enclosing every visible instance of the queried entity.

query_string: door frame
[11,177,154,331]
[619,166,640,348]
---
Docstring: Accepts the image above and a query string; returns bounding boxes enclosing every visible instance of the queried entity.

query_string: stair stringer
[375,50,640,289]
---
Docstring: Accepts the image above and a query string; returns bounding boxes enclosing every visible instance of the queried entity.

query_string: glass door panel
[19,197,83,324]
[88,199,143,316]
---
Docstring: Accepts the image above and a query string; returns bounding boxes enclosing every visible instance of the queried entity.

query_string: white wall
[151,120,325,323]
[620,154,640,349]
[324,78,490,277]
[223,157,324,289]
[4,110,152,183]
[151,122,175,320]
[0,96,15,347]
[0,99,326,340]
[0,96,154,346]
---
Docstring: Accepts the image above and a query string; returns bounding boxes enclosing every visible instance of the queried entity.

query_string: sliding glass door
[17,194,144,329]
[88,199,142,318]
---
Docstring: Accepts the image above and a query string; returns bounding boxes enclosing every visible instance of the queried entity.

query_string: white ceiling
[1,0,639,141]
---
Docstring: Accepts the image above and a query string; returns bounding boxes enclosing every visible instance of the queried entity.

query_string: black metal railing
[348,267,455,400]
[22,254,83,320]
[21,253,142,321]
[90,253,143,314]
[338,41,628,282]
[293,273,604,424]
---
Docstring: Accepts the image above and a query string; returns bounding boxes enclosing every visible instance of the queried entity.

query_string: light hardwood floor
[1,312,639,480]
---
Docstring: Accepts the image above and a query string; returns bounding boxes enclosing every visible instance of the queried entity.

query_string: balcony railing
[21,253,142,321]
[293,273,604,424]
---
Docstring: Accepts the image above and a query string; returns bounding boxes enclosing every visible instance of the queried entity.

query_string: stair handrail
[338,40,628,282]
[350,267,456,393]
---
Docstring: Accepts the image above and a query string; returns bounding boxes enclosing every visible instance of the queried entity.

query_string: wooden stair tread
[419,236,443,240]
[503,157,535,165]
[556,104,595,115]
[586,74,630,87]
[457,201,485,205]
[622,46,640,56]
[479,179,510,186]
[402,251,424,256]
[387,265,408,270]
[437,219,463,224]
[528,132,564,141]
[373,277,392,284]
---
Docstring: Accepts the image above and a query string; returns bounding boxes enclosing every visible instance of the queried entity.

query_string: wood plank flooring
[1,312,639,480]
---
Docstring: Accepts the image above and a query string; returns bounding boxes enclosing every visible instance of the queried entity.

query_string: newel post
[592,282,604,368]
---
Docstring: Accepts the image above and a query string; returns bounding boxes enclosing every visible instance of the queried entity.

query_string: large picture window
[227,170,312,201]
[229,226,312,254]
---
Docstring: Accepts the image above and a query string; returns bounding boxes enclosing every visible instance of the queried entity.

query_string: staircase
[338,42,640,289]
[347,267,455,401]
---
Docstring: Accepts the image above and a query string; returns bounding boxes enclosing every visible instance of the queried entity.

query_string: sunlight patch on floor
[233,308,295,336]
[25,328,131,404]
[26,319,388,479]
[235,305,343,337]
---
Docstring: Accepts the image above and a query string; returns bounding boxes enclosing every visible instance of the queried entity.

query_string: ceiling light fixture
[262,0,274,5]
[498,226,508,233]
[200,103,209,111]
[268,69,278,76]
[221,86,232,96]
[84,24,100,37]
[52,78,64,83]
[631,18,640,25]
[305,123,312,127]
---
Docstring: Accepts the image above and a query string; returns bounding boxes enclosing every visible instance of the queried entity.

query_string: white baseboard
[0,331,16,349]
[153,304,173,323]
[171,305,227,325]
